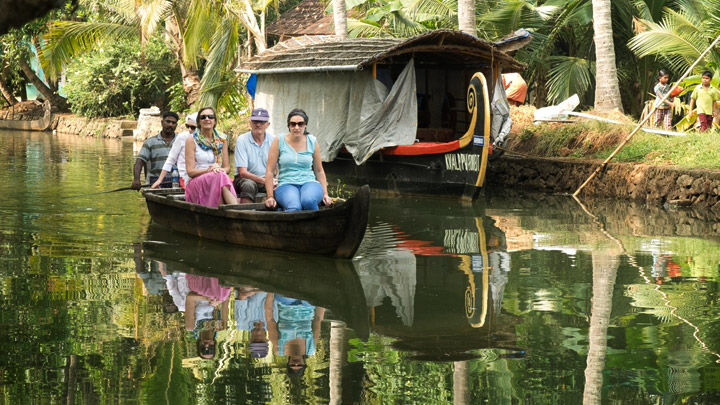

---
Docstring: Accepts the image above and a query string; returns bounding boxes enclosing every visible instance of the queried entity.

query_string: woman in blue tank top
[264,109,333,211]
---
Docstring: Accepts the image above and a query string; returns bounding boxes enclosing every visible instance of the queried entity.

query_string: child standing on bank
[654,69,676,130]
[688,70,720,132]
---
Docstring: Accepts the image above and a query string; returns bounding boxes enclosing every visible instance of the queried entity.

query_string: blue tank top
[277,134,318,186]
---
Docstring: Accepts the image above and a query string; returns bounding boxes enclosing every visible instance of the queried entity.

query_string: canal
[1,130,719,403]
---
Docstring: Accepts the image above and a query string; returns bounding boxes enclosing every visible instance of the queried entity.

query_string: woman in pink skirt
[184,106,238,207]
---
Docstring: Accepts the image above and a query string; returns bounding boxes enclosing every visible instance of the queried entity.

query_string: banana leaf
[674,110,697,132]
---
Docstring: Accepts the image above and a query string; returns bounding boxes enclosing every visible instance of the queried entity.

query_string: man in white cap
[151,112,198,189]
[234,108,275,203]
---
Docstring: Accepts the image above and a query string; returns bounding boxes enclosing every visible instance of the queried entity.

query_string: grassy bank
[506,105,720,170]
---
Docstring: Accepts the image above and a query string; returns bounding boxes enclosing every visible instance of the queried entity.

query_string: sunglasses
[251,120,267,125]
[289,121,306,128]
[186,124,196,130]
[199,114,215,120]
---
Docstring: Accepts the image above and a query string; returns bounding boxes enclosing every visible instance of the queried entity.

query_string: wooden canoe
[141,184,370,259]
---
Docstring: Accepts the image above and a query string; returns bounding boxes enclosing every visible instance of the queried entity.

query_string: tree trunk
[592,0,624,112]
[332,0,348,39]
[165,15,202,107]
[18,57,67,111]
[583,249,620,405]
[457,0,476,37]
[0,76,17,105]
[237,0,267,55]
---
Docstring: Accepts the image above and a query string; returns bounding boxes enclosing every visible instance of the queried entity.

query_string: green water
[1,130,720,404]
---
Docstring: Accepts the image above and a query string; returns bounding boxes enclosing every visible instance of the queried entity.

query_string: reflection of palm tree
[329,321,347,405]
[453,360,469,405]
[583,249,619,405]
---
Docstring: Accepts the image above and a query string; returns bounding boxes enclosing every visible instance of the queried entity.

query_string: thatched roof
[237,30,526,74]
[266,0,335,37]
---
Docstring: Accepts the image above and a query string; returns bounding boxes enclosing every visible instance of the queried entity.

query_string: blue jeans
[275,182,323,212]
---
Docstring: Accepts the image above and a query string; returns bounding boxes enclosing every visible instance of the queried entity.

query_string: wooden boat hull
[325,148,485,199]
[142,185,370,259]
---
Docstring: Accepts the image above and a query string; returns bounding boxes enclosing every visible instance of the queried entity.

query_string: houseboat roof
[237,29,526,74]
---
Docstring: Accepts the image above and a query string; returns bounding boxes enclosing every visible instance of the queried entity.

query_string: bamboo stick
[573,33,720,197]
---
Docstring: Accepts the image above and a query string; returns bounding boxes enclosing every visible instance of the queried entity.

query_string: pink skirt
[185,171,236,207]
[186,274,233,301]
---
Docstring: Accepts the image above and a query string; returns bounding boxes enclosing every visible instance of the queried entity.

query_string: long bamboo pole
[573,34,720,197]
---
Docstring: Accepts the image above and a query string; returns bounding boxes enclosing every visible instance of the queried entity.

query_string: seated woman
[264,109,333,211]
[184,107,238,207]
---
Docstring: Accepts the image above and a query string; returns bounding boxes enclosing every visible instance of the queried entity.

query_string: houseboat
[237,29,528,199]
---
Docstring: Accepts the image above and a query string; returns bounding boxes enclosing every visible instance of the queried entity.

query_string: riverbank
[490,106,720,208]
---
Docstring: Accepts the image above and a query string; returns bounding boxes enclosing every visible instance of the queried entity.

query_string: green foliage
[63,37,179,117]
[166,82,189,113]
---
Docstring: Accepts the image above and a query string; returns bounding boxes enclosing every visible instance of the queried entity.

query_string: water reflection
[5,131,720,402]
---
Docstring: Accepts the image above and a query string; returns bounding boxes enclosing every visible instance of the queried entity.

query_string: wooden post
[573,34,720,197]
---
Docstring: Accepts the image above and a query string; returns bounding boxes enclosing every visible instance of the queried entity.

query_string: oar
[62,182,172,199]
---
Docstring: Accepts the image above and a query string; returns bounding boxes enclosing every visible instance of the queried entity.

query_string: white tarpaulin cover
[491,75,513,147]
[255,60,417,164]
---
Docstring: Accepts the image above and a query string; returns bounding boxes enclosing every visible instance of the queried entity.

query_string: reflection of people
[184,107,238,207]
[133,243,167,296]
[265,294,325,376]
[151,112,197,189]
[234,287,271,358]
[161,270,190,312]
[264,109,333,211]
[185,274,233,359]
[233,108,276,203]
[132,111,178,189]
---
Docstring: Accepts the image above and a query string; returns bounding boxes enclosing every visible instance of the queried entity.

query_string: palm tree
[40,0,203,106]
[347,0,456,38]
[629,0,720,77]
[591,0,623,112]
[333,0,349,38]
[457,0,475,36]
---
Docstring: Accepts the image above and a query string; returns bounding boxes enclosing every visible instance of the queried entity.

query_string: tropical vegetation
[0,0,718,125]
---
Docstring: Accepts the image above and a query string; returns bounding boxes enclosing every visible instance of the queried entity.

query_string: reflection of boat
[355,198,519,360]
[238,30,529,199]
[141,185,370,259]
[142,227,369,339]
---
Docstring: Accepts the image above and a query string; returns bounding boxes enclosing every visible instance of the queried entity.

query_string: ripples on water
[1,131,720,403]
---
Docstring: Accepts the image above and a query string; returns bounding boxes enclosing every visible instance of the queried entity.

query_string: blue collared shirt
[234,131,275,177]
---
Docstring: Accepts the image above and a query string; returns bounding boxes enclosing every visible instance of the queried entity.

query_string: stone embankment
[486,155,720,209]
[52,114,134,138]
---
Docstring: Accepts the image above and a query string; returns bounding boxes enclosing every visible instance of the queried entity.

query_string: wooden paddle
[62,182,172,199]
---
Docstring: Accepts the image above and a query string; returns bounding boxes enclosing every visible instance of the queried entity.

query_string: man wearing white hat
[234,108,275,203]
[151,112,198,189]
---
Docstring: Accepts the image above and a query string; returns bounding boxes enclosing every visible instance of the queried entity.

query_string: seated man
[131,111,178,189]
[234,108,275,203]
